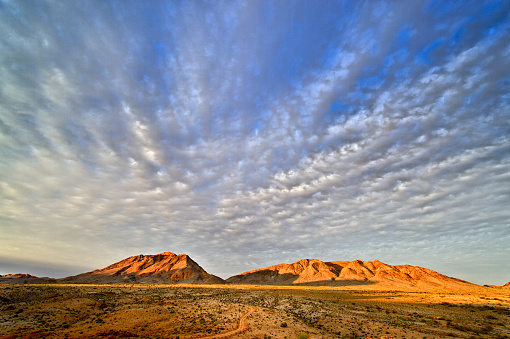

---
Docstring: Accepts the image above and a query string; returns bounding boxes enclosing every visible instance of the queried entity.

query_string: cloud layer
[1,0,509,284]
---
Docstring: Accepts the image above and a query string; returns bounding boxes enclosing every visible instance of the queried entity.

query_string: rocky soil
[1,284,509,339]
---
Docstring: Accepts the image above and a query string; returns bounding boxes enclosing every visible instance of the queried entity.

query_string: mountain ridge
[226,258,475,288]
[0,252,491,287]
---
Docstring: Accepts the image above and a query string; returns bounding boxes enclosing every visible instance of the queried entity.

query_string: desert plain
[1,283,510,339]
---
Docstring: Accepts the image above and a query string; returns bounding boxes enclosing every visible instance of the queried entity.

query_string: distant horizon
[1,250,508,286]
[1,1,509,288]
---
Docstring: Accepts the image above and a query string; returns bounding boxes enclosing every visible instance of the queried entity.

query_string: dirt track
[192,306,256,339]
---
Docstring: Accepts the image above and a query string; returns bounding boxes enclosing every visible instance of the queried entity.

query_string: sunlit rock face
[60,252,225,284]
[227,258,475,288]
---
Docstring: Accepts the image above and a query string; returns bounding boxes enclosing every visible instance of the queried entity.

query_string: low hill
[226,259,474,288]
[485,281,510,288]
[0,274,56,284]
[60,252,225,284]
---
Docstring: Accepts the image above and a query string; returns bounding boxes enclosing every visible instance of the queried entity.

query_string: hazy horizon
[1,1,509,286]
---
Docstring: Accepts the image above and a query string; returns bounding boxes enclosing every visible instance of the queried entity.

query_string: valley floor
[1,284,509,339]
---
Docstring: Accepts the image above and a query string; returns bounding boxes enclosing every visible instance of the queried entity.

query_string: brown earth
[1,284,509,339]
[227,258,474,288]
[58,252,225,285]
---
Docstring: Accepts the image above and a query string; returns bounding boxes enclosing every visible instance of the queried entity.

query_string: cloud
[0,0,509,284]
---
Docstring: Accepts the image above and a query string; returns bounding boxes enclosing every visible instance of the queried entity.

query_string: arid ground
[1,284,509,339]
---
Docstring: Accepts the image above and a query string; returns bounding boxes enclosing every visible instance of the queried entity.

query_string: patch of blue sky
[479,0,508,21]
[481,1,510,36]
[426,0,461,18]
[416,37,446,65]
[153,41,168,56]
[250,120,265,136]
[451,24,466,46]
[322,110,346,125]
[394,67,411,82]
[330,102,351,113]
[381,49,410,81]
[498,76,510,92]
[357,75,385,91]
[396,24,415,47]
[347,90,371,108]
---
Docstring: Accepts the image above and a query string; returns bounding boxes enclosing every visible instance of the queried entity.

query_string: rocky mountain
[226,259,474,288]
[0,274,56,284]
[60,252,225,284]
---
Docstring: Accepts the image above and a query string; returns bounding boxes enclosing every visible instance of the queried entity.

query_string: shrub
[280,322,288,328]
[296,333,309,339]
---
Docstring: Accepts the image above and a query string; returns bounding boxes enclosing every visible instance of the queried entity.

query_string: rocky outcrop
[60,252,225,284]
[227,259,474,288]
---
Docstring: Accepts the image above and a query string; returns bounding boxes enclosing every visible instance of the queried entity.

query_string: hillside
[226,259,474,288]
[60,252,224,284]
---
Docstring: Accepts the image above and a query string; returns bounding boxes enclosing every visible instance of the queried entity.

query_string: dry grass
[1,284,509,339]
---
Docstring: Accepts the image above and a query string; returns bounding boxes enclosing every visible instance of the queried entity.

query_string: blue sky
[1,0,509,285]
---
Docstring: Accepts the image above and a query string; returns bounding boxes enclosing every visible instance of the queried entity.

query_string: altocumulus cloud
[0,0,509,284]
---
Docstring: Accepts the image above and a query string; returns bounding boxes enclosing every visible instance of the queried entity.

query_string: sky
[1,0,509,286]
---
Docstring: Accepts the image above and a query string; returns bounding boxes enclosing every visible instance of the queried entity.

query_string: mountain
[60,252,225,284]
[226,259,474,288]
[0,274,56,284]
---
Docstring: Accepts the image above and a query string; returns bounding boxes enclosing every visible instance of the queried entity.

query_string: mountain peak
[158,251,176,256]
